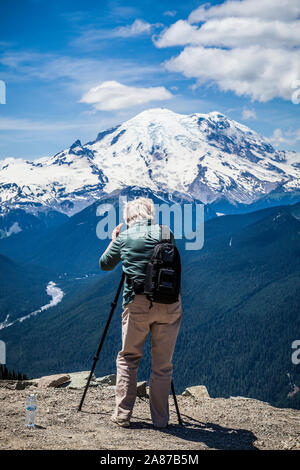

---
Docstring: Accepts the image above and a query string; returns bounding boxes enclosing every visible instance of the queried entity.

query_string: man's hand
[112,223,123,242]
[100,223,123,260]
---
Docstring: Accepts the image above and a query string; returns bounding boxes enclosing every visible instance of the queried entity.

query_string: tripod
[78,272,183,426]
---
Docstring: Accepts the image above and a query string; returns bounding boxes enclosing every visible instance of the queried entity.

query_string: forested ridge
[0,202,299,409]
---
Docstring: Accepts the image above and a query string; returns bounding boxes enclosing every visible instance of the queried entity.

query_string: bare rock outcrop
[38,374,70,389]
[1,372,299,450]
[0,385,299,450]
[182,385,210,399]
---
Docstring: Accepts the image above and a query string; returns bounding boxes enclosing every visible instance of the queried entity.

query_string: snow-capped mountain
[0,108,299,215]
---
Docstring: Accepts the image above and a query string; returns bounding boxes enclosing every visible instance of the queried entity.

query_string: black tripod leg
[77,272,125,412]
[171,380,183,425]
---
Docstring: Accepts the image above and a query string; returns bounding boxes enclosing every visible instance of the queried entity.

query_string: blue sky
[0,0,299,159]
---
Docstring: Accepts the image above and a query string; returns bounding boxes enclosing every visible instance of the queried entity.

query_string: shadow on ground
[130,413,258,450]
[80,407,258,450]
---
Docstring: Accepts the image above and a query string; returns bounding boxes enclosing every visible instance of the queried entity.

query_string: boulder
[137,381,147,397]
[96,374,116,386]
[182,385,210,399]
[38,374,70,389]
[0,380,27,390]
[25,379,39,387]
[89,381,99,387]
[64,371,96,389]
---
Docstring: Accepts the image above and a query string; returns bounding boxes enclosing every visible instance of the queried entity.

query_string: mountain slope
[0,109,299,215]
[0,254,53,324]
[0,208,68,263]
[0,186,214,275]
[0,207,68,240]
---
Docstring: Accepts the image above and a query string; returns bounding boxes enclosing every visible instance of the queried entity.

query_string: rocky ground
[0,383,299,450]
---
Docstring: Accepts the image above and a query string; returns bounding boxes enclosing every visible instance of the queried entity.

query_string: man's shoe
[153,423,168,429]
[111,416,130,428]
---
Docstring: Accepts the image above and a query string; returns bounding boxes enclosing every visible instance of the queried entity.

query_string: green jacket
[99,219,176,308]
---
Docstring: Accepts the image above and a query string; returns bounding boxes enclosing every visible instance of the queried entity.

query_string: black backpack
[127,225,181,305]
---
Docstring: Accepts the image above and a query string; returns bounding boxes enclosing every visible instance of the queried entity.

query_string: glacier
[0,108,299,216]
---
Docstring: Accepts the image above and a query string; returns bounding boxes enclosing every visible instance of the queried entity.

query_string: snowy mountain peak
[132,107,177,118]
[0,108,299,215]
[70,139,82,150]
[207,111,227,119]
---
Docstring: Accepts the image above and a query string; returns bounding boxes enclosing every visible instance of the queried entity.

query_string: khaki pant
[113,294,182,427]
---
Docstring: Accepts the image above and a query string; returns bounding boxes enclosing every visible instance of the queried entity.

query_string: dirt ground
[0,386,299,450]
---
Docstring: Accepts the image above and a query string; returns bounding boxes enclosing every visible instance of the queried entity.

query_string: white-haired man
[99,197,182,429]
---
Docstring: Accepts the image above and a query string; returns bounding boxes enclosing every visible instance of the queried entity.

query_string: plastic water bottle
[25,394,36,428]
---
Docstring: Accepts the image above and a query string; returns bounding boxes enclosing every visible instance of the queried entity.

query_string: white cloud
[80,80,173,111]
[155,18,300,49]
[164,11,177,17]
[114,19,153,37]
[71,19,162,49]
[242,108,257,120]
[154,0,300,102]
[268,128,300,146]
[189,0,300,23]
[165,45,300,102]
[154,20,199,48]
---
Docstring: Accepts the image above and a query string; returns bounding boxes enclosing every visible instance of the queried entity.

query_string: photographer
[100,197,182,429]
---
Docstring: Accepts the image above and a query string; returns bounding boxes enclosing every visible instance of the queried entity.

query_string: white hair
[123,197,155,227]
